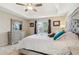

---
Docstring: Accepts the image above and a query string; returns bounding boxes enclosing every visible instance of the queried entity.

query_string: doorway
[37,19,48,34]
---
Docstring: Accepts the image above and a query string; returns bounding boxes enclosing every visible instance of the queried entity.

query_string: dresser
[8,30,27,45]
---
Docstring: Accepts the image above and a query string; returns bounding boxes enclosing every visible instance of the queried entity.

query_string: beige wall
[26,20,35,36]
[27,16,66,34]
[0,10,28,46]
[51,16,66,33]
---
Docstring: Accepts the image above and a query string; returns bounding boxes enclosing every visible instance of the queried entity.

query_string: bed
[17,32,79,55]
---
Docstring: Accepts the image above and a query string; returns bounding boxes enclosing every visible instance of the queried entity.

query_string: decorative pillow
[54,31,65,40]
[60,36,65,40]
[57,33,65,40]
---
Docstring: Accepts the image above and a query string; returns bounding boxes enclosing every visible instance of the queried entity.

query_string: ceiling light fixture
[16,3,42,12]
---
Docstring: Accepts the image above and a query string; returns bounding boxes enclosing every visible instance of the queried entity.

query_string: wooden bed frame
[19,48,72,55]
[19,48,49,55]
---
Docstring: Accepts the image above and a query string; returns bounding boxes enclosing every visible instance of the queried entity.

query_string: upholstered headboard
[66,7,79,35]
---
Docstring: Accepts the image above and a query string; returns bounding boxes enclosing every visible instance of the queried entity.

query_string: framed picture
[30,23,34,27]
[53,21,60,26]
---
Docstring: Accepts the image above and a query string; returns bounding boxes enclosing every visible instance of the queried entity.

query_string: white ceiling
[0,3,79,19]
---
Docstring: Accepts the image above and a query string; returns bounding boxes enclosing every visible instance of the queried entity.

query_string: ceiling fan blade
[33,9,37,12]
[35,4,42,7]
[25,9,28,11]
[16,3,25,6]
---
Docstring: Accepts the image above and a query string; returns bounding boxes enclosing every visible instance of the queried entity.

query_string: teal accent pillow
[54,31,65,40]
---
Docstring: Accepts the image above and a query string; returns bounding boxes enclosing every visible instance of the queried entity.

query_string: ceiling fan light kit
[27,6,33,10]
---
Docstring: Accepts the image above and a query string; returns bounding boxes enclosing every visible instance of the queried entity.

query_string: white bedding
[18,32,79,55]
[0,32,79,55]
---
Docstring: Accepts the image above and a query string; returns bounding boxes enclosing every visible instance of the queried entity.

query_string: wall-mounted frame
[53,21,60,26]
[30,23,34,27]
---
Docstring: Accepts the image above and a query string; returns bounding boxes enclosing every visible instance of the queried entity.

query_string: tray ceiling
[0,3,79,19]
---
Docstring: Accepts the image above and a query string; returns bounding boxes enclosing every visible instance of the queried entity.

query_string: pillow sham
[54,31,65,40]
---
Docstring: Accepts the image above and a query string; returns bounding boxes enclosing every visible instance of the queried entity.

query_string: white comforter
[18,32,79,55]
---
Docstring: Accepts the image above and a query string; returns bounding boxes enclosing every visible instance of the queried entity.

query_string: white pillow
[62,32,79,47]
[64,32,79,40]
[69,47,79,55]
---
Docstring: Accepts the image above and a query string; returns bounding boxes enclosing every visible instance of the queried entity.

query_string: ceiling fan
[16,3,42,12]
